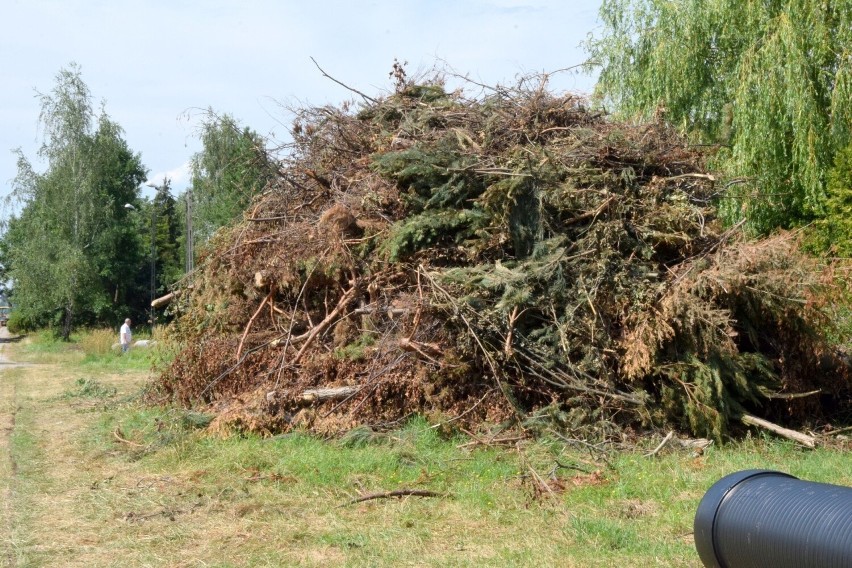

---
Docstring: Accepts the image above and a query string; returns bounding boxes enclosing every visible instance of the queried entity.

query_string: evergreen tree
[151,179,183,295]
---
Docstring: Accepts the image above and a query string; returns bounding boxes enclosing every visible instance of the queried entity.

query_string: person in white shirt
[120,318,132,353]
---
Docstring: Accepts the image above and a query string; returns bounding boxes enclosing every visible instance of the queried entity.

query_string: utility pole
[146,182,158,330]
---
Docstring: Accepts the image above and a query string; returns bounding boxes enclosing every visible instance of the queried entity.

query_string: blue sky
[1,0,601,210]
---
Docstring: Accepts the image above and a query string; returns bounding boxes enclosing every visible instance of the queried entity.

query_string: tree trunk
[62,302,74,341]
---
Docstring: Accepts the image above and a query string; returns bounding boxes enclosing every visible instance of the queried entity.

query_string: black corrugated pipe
[694,469,852,567]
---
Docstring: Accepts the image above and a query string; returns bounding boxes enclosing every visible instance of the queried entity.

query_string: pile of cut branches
[153,77,850,441]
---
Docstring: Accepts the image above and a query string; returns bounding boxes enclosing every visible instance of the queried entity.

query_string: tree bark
[151,292,175,309]
[740,414,816,448]
[300,386,360,403]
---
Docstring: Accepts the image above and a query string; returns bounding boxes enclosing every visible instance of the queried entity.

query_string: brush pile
[154,77,850,440]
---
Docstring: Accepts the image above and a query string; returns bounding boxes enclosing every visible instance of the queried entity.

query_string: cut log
[740,414,816,448]
[398,337,442,358]
[151,292,175,309]
[300,386,360,403]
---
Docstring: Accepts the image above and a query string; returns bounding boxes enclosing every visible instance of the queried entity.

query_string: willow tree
[586,0,852,233]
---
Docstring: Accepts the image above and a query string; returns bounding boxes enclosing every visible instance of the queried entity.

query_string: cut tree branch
[644,431,674,458]
[310,57,378,104]
[299,386,361,403]
[740,414,816,448]
[340,489,445,507]
[236,292,272,361]
[292,282,359,364]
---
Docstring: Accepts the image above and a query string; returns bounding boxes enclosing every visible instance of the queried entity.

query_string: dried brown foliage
[151,77,850,440]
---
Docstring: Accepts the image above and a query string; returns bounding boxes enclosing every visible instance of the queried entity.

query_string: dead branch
[236,292,271,361]
[292,282,359,364]
[123,508,184,523]
[310,57,378,104]
[300,386,361,403]
[504,305,520,356]
[351,306,409,317]
[644,431,674,458]
[823,425,852,437]
[741,414,817,448]
[517,445,556,498]
[763,389,821,400]
[661,173,716,183]
[456,433,527,449]
[113,427,145,448]
[398,337,442,361]
[564,195,616,226]
[340,489,445,507]
[151,292,175,309]
[429,388,497,431]
[525,463,556,497]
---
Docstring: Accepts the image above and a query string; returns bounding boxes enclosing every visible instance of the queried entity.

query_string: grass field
[1,330,849,567]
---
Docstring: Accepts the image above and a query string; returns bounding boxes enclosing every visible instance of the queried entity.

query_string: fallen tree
[152,74,850,441]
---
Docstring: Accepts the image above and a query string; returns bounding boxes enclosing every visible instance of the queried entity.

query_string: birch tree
[189,112,275,243]
[3,64,146,337]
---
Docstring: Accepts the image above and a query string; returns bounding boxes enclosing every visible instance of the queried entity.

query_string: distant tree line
[0,65,273,338]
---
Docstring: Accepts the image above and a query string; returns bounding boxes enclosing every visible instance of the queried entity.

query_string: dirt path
[0,335,156,567]
[0,331,19,567]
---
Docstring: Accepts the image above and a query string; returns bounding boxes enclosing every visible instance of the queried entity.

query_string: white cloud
[147,162,191,195]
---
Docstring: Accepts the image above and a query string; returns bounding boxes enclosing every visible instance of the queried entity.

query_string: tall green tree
[586,0,852,233]
[151,179,183,296]
[3,64,147,337]
[188,112,275,244]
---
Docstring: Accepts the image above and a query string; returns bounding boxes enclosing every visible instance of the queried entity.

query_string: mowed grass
[11,327,157,371]
[88,410,850,567]
[4,330,851,567]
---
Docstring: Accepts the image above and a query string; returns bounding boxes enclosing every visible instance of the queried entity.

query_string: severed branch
[113,427,145,448]
[310,57,378,104]
[398,337,442,363]
[741,414,817,448]
[661,173,716,183]
[644,431,674,458]
[292,282,359,364]
[236,292,272,361]
[456,435,527,449]
[564,195,616,226]
[151,292,175,309]
[351,306,409,317]
[763,389,821,400]
[340,489,445,507]
[504,305,521,356]
[300,386,361,403]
